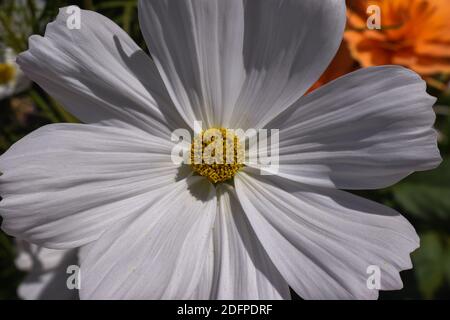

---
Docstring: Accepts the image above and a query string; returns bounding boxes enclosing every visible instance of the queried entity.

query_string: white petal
[262,66,442,189]
[235,172,419,300]
[0,124,180,248]
[138,0,345,129]
[0,86,13,100]
[0,48,30,99]
[17,8,185,138]
[79,177,216,300]
[138,0,245,128]
[209,184,290,299]
[190,236,216,300]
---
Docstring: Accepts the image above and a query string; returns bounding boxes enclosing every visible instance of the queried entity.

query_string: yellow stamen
[0,63,16,85]
[190,128,244,184]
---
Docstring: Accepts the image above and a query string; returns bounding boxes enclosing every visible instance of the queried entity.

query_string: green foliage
[412,232,450,299]
[393,159,450,228]
[0,231,23,300]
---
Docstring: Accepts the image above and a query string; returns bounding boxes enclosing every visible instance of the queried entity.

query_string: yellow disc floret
[0,63,16,85]
[191,128,244,184]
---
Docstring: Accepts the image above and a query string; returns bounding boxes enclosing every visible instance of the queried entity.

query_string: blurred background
[0,0,449,300]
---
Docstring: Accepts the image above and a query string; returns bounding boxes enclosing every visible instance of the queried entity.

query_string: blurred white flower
[0,47,30,100]
[15,240,78,300]
[0,1,442,300]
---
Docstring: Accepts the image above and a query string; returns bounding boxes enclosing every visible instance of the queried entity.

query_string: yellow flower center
[0,63,16,85]
[190,128,244,184]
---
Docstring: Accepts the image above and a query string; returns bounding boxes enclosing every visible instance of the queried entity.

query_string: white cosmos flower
[15,240,78,300]
[0,47,30,100]
[0,1,442,300]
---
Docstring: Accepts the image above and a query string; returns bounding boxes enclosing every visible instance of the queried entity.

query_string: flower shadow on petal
[175,164,192,182]
[224,186,291,299]
[175,166,216,204]
[113,35,189,133]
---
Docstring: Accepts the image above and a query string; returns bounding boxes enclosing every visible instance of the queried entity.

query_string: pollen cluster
[0,63,16,85]
[190,128,244,184]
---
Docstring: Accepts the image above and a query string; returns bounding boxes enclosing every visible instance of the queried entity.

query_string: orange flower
[309,40,357,92]
[345,0,450,76]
